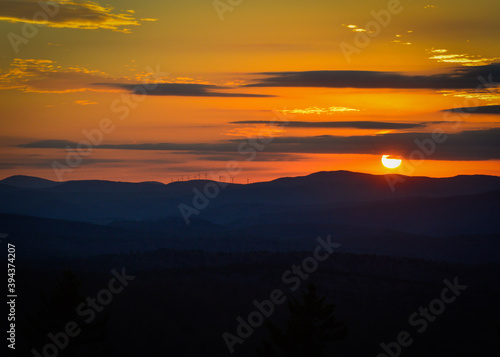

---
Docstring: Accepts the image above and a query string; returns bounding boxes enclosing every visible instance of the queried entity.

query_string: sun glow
[381,155,402,169]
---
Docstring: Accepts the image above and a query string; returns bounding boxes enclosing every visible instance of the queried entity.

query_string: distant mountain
[1,170,499,261]
[1,170,500,224]
[0,175,60,189]
[250,170,500,203]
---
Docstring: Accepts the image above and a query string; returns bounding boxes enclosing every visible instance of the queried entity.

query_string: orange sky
[0,0,499,183]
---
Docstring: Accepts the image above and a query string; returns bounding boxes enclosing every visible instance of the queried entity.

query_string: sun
[381,155,402,169]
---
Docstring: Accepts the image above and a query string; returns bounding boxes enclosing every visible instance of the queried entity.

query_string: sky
[0,0,499,183]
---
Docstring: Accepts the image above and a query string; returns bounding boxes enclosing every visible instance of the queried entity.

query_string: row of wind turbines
[170,174,251,184]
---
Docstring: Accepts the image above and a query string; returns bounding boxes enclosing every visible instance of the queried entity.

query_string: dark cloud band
[442,105,500,115]
[93,82,273,97]
[230,120,425,129]
[245,64,500,89]
[18,128,500,161]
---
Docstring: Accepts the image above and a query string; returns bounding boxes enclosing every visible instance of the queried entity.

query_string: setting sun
[381,155,402,169]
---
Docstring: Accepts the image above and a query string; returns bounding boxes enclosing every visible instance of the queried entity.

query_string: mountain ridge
[3,169,500,188]
[1,170,499,238]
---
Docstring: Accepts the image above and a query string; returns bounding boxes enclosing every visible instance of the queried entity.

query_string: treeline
[12,249,500,356]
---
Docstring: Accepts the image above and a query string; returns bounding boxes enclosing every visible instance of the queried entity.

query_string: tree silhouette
[23,269,109,357]
[258,284,348,357]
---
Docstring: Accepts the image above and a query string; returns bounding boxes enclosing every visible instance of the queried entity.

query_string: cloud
[342,25,413,46]
[19,129,500,161]
[0,156,121,169]
[391,31,413,46]
[261,129,500,160]
[427,49,499,66]
[246,64,500,89]
[95,82,273,97]
[0,59,268,97]
[279,106,359,114]
[176,152,304,162]
[230,121,425,130]
[0,0,154,32]
[18,139,76,148]
[438,88,500,102]
[341,24,367,33]
[442,105,500,115]
[5,58,497,97]
[19,140,238,152]
[223,124,286,138]
[0,59,115,93]
[75,100,97,105]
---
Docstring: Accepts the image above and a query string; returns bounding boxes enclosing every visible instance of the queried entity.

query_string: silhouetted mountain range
[1,171,499,263]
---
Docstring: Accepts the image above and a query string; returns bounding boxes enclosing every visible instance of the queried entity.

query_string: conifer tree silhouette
[23,269,109,357]
[258,283,347,357]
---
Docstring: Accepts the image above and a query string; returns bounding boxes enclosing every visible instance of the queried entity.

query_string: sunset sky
[1,0,499,183]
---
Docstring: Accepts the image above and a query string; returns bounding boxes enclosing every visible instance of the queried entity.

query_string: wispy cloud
[95,82,273,98]
[438,88,500,102]
[19,129,500,161]
[279,106,359,115]
[18,139,75,148]
[0,59,269,97]
[0,0,155,33]
[229,121,425,130]
[0,155,121,169]
[442,105,500,115]
[427,49,499,66]
[341,24,413,46]
[223,124,286,138]
[0,58,115,93]
[75,99,97,105]
[246,64,500,90]
[177,152,304,162]
[341,24,367,33]
[391,31,413,46]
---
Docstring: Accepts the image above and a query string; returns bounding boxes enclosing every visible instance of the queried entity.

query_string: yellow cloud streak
[280,106,360,115]
[428,49,499,66]
[0,0,156,32]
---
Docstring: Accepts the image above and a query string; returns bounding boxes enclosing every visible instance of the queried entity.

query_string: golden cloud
[75,99,97,105]
[341,24,367,33]
[391,31,413,45]
[0,59,211,96]
[0,0,157,32]
[223,124,286,138]
[279,107,360,115]
[438,89,500,103]
[428,49,499,66]
[0,58,119,93]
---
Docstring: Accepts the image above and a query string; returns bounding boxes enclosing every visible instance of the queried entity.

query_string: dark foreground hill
[11,249,500,357]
